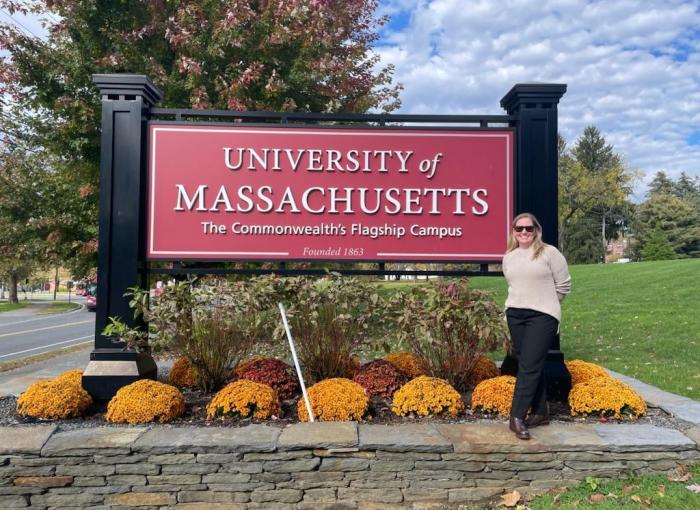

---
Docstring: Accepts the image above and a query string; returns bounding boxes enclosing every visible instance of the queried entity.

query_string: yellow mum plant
[392,376,464,417]
[471,376,516,416]
[106,379,185,424]
[297,378,368,422]
[569,377,646,419]
[168,356,198,389]
[17,379,93,419]
[467,356,500,387]
[566,359,611,385]
[207,380,280,420]
[384,351,429,379]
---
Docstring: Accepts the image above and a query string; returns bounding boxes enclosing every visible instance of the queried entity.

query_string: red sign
[147,124,513,262]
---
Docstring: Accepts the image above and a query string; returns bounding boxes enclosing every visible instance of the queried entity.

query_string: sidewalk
[0,346,93,397]
[0,347,175,397]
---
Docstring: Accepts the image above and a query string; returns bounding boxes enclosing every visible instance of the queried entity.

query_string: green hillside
[470,258,700,399]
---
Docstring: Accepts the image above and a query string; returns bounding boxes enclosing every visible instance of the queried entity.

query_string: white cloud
[376,0,700,195]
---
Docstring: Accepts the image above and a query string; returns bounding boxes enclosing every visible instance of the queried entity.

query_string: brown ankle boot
[509,417,530,440]
[525,414,550,428]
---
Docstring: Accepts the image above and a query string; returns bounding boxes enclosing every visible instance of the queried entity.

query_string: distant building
[606,235,629,263]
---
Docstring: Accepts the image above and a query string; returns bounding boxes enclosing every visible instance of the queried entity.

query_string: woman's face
[513,217,536,249]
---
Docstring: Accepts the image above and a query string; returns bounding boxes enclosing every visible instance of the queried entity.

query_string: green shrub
[275,276,386,382]
[390,279,508,391]
[111,276,280,392]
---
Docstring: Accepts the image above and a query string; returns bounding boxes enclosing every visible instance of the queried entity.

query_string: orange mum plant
[168,356,198,389]
[384,351,429,379]
[106,379,185,424]
[467,356,500,387]
[392,376,464,417]
[565,359,611,385]
[54,369,84,386]
[569,377,646,419]
[297,378,369,422]
[207,380,280,420]
[471,376,516,416]
[17,377,92,419]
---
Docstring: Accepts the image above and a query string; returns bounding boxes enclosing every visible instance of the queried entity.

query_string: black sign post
[82,75,162,400]
[500,83,572,400]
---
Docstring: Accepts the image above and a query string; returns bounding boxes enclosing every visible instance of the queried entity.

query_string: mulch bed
[0,359,684,430]
[0,389,683,431]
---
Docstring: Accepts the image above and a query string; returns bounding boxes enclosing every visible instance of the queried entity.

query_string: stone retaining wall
[1,422,698,509]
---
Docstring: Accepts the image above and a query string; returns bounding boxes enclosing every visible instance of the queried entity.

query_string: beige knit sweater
[502,244,571,322]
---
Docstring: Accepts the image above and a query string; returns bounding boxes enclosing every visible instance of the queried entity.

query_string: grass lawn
[528,463,700,509]
[468,258,700,400]
[0,301,29,313]
[38,302,82,314]
[380,262,700,508]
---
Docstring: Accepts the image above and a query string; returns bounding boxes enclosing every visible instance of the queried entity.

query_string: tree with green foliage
[0,0,401,275]
[572,126,622,174]
[633,174,700,259]
[0,150,48,302]
[0,100,98,284]
[671,172,700,211]
[640,225,676,261]
[647,171,675,196]
[558,127,635,263]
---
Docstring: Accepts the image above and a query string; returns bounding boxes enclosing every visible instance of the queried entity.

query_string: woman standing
[502,213,571,440]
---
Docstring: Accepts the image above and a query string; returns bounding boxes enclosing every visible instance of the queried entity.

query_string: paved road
[0,346,94,396]
[0,295,95,362]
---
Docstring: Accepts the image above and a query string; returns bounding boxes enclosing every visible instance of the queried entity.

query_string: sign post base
[82,349,157,401]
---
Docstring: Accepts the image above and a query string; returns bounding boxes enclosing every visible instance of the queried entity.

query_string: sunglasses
[513,225,535,233]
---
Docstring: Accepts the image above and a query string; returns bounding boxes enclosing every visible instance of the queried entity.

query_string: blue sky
[3,1,699,197]
[375,0,700,196]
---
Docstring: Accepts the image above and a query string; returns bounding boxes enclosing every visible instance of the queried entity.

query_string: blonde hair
[506,213,546,259]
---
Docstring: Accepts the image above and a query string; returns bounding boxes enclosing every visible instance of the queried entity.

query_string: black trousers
[506,308,559,419]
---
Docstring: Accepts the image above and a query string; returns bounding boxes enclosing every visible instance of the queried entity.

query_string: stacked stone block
[0,422,698,509]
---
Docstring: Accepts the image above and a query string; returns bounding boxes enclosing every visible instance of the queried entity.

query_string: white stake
[278,302,314,422]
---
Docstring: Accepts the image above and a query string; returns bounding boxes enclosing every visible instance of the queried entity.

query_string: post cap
[93,74,163,107]
[500,83,567,114]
